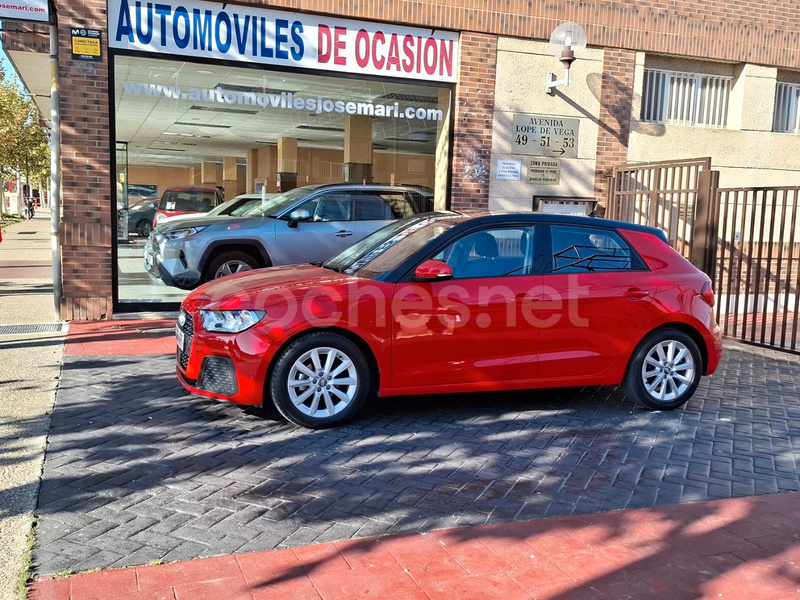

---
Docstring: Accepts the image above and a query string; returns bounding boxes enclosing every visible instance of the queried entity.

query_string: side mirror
[287,208,311,228]
[414,259,453,282]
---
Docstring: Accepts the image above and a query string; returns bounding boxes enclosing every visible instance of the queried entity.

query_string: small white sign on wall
[495,159,522,181]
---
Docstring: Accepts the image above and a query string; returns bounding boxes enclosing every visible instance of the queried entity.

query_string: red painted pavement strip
[28,491,800,599]
[0,260,53,279]
[65,320,178,356]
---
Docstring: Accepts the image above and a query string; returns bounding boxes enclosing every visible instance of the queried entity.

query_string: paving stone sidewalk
[31,340,800,576]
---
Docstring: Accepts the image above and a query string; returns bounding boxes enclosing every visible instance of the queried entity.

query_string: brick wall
[593,48,637,209]
[268,0,800,70]
[450,33,497,211]
[55,0,113,320]
[6,0,800,319]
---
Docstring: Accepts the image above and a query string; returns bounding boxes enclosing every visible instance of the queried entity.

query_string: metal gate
[605,157,719,276]
[714,187,800,351]
[607,158,800,353]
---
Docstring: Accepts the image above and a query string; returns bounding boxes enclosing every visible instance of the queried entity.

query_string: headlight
[164,226,207,240]
[200,309,266,333]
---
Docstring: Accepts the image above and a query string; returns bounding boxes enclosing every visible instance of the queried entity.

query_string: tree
[0,67,50,191]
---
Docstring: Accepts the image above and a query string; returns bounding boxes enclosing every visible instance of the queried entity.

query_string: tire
[269,332,372,428]
[135,220,152,238]
[624,328,703,411]
[203,251,260,282]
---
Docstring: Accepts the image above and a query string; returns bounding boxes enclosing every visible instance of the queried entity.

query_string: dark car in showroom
[175,211,723,429]
[145,183,433,289]
[125,196,158,237]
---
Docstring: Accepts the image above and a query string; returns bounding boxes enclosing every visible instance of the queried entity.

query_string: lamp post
[545,22,587,95]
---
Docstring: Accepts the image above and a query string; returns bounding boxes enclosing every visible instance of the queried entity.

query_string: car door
[272,192,355,264]
[391,225,541,389]
[536,223,661,380]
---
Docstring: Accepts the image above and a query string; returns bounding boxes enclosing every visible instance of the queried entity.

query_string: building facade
[3,0,800,319]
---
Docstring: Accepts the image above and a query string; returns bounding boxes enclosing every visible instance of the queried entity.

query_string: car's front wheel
[269,332,372,428]
[624,328,703,410]
[204,251,260,282]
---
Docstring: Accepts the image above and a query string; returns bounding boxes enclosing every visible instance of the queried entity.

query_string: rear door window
[550,225,639,273]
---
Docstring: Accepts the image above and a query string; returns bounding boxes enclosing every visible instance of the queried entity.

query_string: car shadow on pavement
[28,344,800,594]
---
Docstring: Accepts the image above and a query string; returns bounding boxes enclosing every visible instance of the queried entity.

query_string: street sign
[528,159,560,184]
[71,28,102,62]
[511,114,579,159]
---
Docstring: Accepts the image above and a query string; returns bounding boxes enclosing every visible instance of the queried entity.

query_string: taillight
[700,281,715,307]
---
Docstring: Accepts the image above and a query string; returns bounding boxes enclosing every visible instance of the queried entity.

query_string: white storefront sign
[0,0,49,22]
[109,0,459,83]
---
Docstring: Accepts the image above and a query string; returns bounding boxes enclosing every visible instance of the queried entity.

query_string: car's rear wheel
[135,220,152,238]
[624,328,702,410]
[204,251,260,281]
[269,332,371,428]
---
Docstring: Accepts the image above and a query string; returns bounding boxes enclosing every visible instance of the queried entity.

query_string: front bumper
[175,309,278,406]
[144,237,202,289]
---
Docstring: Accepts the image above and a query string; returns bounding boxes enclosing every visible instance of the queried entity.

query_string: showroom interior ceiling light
[114,56,444,167]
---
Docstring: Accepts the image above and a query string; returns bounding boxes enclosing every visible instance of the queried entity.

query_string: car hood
[182,264,365,312]
[156,215,239,231]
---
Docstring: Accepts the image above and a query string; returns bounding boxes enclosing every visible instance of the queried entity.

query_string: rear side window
[550,225,637,273]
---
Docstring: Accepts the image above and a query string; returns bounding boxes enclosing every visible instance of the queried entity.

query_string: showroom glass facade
[111,1,456,305]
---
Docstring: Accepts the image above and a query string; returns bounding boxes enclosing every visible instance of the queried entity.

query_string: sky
[0,23,23,85]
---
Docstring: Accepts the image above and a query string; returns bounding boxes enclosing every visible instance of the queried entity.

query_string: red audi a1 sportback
[176,212,722,429]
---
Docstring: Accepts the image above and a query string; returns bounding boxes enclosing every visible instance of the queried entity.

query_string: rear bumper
[705,323,724,375]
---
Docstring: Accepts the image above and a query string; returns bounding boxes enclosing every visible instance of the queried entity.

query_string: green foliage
[0,68,49,184]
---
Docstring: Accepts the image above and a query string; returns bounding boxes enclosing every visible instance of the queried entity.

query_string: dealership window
[113,55,452,305]
[641,69,731,128]
[774,82,800,133]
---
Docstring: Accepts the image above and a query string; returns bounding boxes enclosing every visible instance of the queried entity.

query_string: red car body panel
[176,219,722,410]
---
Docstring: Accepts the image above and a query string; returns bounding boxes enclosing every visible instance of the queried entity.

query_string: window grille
[642,69,731,128]
[773,82,800,133]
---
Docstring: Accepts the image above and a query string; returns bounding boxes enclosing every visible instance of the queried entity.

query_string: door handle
[623,287,650,300]
[334,230,354,238]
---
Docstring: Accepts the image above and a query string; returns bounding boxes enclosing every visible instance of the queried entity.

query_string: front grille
[178,309,194,370]
[197,356,238,396]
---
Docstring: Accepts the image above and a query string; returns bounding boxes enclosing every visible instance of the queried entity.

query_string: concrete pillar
[343,115,373,183]
[257,146,274,192]
[434,88,451,211]
[222,156,238,201]
[728,64,777,131]
[201,162,217,186]
[190,167,201,185]
[277,138,298,191]
[246,149,258,193]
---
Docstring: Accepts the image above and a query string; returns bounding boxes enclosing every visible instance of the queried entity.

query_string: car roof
[299,183,432,192]
[443,211,668,241]
[162,185,219,192]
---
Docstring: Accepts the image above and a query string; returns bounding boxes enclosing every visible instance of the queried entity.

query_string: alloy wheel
[641,339,695,402]
[286,347,358,418]
[214,261,253,278]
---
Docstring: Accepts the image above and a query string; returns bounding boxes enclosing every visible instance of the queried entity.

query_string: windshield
[206,198,257,217]
[245,186,324,217]
[323,214,459,279]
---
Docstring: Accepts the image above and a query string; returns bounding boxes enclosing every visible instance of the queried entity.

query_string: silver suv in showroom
[144,183,433,289]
